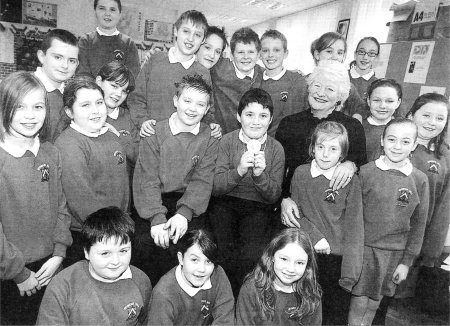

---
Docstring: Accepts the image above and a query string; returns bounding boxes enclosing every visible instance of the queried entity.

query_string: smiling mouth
[313,97,327,103]
[21,123,38,129]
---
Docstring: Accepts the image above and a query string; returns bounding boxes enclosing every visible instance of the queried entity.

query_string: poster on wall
[411,0,440,25]
[373,43,392,79]
[0,0,22,23]
[22,1,57,27]
[117,6,142,43]
[144,20,174,44]
[404,41,435,84]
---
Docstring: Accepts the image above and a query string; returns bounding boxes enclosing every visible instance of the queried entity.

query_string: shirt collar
[375,156,413,176]
[34,67,64,93]
[89,265,132,283]
[350,67,375,81]
[70,121,109,138]
[367,116,392,126]
[233,62,254,80]
[273,282,294,293]
[263,68,286,81]
[0,138,40,157]
[310,159,340,180]
[168,47,196,69]
[96,27,120,36]
[175,264,212,297]
[238,129,267,146]
[107,107,120,120]
[169,112,200,135]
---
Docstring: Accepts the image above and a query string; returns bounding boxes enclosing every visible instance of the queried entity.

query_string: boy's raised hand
[392,264,409,284]
[209,123,222,139]
[314,238,331,255]
[252,151,266,176]
[237,151,255,176]
[164,214,188,244]
[35,256,63,286]
[17,271,41,296]
[151,224,170,249]
[140,119,157,137]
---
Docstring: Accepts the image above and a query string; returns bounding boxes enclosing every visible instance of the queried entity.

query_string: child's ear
[412,140,418,151]
[177,252,183,266]
[95,76,103,86]
[395,98,402,110]
[366,96,371,107]
[380,135,384,147]
[283,49,289,60]
[236,112,241,124]
[269,115,273,125]
[84,248,89,261]
[173,95,179,109]
[64,106,74,120]
[313,50,320,62]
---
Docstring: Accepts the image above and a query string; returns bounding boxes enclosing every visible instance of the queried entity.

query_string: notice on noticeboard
[411,0,440,25]
[404,41,435,84]
[373,43,392,79]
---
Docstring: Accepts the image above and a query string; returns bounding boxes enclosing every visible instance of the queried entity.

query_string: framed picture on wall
[144,20,174,44]
[337,19,350,39]
[22,1,57,28]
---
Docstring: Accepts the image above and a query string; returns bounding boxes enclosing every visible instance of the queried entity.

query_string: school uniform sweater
[276,109,367,198]
[0,142,72,283]
[360,161,429,266]
[236,278,322,326]
[77,31,140,79]
[127,51,212,127]
[362,118,385,162]
[349,70,377,100]
[291,164,364,291]
[147,265,234,326]
[213,129,285,204]
[55,127,129,231]
[37,260,152,325]
[133,120,218,227]
[210,57,264,134]
[261,71,308,137]
[410,145,450,267]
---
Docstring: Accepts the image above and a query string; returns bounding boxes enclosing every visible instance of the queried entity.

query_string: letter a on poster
[404,41,435,84]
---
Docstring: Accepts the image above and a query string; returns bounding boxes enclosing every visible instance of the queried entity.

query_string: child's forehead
[261,37,283,46]
[234,41,258,51]
[242,102,270,113]
[177,19,206,34]
[95,236,130,247]
[179,86,209,99]
[385,123,416,137]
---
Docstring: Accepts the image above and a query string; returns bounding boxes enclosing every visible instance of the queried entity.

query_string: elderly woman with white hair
[275,60,367,325]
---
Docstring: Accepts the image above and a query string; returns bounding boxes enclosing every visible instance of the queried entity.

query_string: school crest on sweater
[325,188,339,203]
[114,150,125,164]
[124,302,140,321]
[114,49,125,61]
[37,164,50,182]
[427,160,440,174]
[397,188,412,205]
[280,91,288,102]
[201,299,211,319]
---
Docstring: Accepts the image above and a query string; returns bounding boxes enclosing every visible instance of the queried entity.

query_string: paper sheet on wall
[373,44,392,79]
[411,0,440,24]
[404,41,435,84]
[0,29,15,64]
[419,86,446,96]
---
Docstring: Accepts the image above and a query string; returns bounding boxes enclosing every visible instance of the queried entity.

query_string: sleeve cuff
[252,172,267,184]
[338,277,355,292]
[176,205,193,222]
[150,213,168,227]
[13,267,31,284]
[52,243,67,259]
[231,168,246,183]
[400,252,416,267]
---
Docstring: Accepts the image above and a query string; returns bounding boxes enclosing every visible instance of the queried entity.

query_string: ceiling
[131,0,333,32]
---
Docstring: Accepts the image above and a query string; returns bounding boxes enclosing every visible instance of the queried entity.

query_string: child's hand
[252,151,266,176]
[329,161,356,191]
[142,48,160,65]
[35,256,63,286]
[140,119,157,137]
[314,238,331,254]
[150,224,170,249]
[237,151,255,176]
[280,198,301,228]
[209,123,222,139]
[17,271,41,296]
[164,214,188,244]
[392,264,409,284]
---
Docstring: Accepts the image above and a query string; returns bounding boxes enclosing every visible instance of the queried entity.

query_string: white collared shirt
[34,67,64,93]
[238,129,267,145]
[169,112,200,135]
[96,27,120,36]
[367,116,392,126]
[175,264,212,297]
[310,159,340,180]
[375,156,413,176]
[273,281,294,293]
[107,107,120,120]
[263,67,286,81]
[0,138,40,157]
[168,47,196,70]
[70,121,109,138]
[350,67,375,81]
[233,62,255,80]
[89,265,132,283]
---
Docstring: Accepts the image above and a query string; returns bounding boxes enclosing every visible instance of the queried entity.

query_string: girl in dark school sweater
[291,121,364,325]
[349,118,429,326]
[55,77,129,267]
[362,78,402,162]
[0,71,72,325]
[147,229,235,326]
[236,228,322,326]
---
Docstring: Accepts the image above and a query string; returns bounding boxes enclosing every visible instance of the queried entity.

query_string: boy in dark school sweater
[133,74,219,282]
[210,27,264,135]
[260,30,308,137]
[35,29,79,143]
[127,10,221,138]
[37,207,152,325]
[209,88,285,295]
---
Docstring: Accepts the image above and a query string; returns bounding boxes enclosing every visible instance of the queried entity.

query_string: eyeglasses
[356,50,378,57]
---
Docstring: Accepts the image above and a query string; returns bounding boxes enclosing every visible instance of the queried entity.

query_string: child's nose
[24,107,35,119]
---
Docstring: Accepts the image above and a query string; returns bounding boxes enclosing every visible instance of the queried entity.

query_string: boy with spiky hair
[210,27,264,135]
[35,29,79,143]
[128,10,221,139]
[133,74,219,282]
[37,206,152,325]
[260,29,308,137]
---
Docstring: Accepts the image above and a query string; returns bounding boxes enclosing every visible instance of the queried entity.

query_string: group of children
[0,3,449,326]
